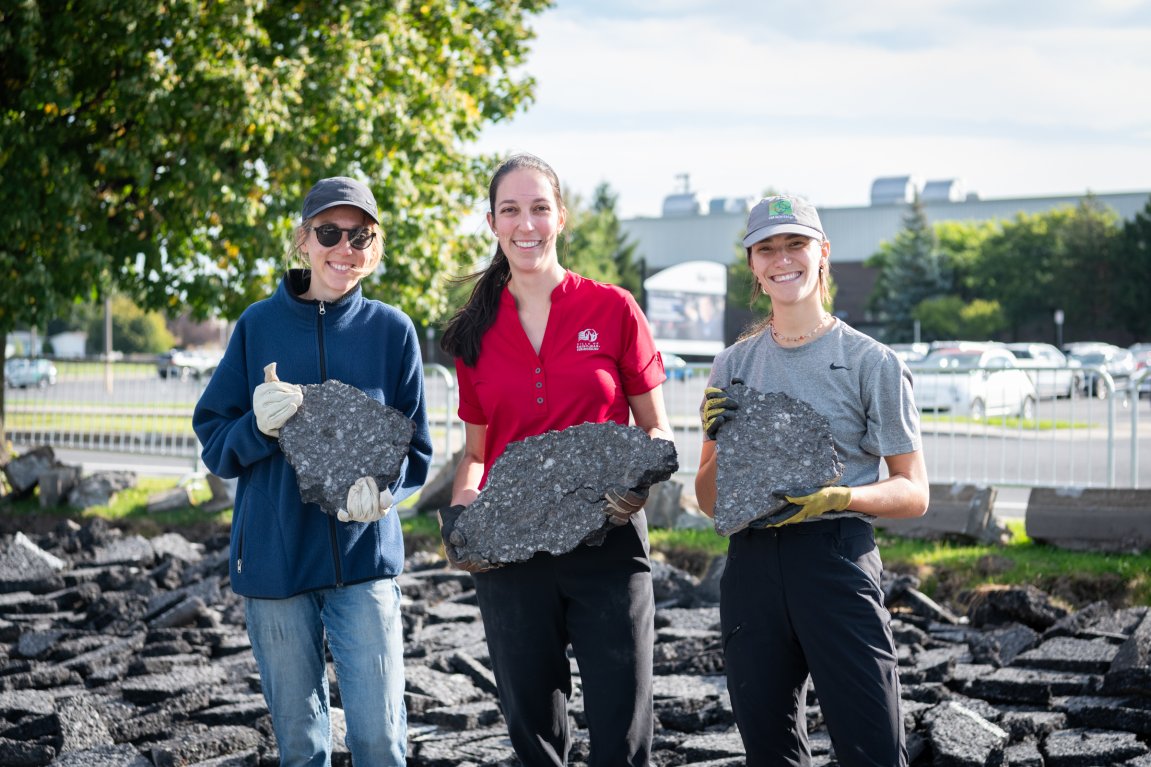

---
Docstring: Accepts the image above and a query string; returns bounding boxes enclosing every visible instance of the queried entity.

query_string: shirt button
[536,397,544,404]
[535,382,542,389]
[535,367,542,374]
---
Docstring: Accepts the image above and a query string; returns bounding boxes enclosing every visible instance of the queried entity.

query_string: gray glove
[338,476,394,523]
[253,362,303,438]
[604,486,649,526]
[439,504,498,573]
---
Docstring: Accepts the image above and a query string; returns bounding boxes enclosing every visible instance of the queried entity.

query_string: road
[19,367,1151,525]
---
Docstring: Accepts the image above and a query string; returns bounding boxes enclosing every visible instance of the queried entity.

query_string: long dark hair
[440,153,565,366]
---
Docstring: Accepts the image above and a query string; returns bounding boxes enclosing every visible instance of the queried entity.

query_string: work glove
[438,504,498,573]
[338,476,394,523]
[604,486,649,526]
[767,486,853,527]
[701,378,744,439]
[253,362,303,438]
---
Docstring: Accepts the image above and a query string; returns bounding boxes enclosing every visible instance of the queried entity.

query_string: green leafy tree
[0,0,549,409]
[974,200,1121,339]
[85,295,175,355]
[912,296,1006,342]
[562,183,643,300]
[866,195,950,341]
[1108,196,1151,339]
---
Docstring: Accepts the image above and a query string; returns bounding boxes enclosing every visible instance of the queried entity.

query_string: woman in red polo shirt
[439,153,672,767]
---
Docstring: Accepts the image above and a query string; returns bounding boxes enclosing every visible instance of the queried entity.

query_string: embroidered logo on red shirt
[576,328,600,351]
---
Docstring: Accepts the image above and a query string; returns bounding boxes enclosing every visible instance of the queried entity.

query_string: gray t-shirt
[707,319,921,521]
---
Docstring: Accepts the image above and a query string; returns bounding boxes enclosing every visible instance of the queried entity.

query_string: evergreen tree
[866,195,950,341]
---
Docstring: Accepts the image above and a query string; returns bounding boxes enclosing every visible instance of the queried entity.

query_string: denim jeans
[245,578,407,767]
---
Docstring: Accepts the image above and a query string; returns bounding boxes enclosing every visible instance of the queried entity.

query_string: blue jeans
[245,578,407,767]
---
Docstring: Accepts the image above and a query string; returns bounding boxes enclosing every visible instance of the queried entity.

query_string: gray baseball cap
[301,176,379,223]
[742,195,824,247]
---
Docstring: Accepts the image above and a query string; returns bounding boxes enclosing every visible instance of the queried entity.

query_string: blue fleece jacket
[194,270,432,598]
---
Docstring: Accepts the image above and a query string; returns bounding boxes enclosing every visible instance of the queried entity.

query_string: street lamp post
[1054,309,1064,349]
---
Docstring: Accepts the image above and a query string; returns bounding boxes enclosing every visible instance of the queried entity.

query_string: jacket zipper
[315,300,344,586]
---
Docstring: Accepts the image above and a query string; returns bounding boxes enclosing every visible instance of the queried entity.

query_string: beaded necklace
[770,313,831,344]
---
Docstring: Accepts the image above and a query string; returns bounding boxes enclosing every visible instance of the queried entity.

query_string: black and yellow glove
[701,378,744,439]
[767,487,853,527]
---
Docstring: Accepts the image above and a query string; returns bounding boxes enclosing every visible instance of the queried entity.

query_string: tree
[84,295,175,355]
[562,183,643,300]
[0,0,549,419]
[866,195,950,341]
[914,296,1006,341]
[974,200,1121,339]
[1108,196,1151,339]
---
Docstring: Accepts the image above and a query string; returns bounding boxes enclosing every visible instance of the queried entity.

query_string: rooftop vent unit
[870,175,921,206]
[922,178,967,203]
[708,196,753,215]
[662,192,704,217]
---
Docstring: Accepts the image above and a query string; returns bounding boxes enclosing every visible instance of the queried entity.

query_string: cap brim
[742,223,823,248]
[303,200,380,224]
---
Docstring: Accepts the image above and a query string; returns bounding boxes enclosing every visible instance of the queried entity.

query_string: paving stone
[47,743,153,766]
[1042,727,1148,765]
[710,383,843,536]
[0,533,67,594]
[968,622,1040,666]
[1063,695,1151,736]
[965,667,1102,705]
[1013,636,1119,674]
[279,379,414,517]
[1103,609,1151,696]
[965,584,1069,630]
[923,700,1008,767]
[446,422,678,563]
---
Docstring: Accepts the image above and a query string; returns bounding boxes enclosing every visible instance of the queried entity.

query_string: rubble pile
[1,520,1149,766]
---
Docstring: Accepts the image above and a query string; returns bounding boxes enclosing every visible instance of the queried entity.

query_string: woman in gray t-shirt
[695,195,929,767]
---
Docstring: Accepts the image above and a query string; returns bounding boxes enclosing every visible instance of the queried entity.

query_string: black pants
[474,520,655,767]
[721,517,906,767]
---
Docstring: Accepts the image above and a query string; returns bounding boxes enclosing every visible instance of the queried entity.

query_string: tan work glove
[253,362,303,438]
[438,504,498,573]
[768,486,853,527]
[338,476,394,523]
[604,486,649,526]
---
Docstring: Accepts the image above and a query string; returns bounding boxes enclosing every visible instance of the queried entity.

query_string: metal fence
[4,360,1148,489]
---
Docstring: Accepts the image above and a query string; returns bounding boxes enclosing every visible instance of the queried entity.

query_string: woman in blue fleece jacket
[194,176,431,767]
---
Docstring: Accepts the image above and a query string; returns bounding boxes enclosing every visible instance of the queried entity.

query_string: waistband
[745,515,874,537]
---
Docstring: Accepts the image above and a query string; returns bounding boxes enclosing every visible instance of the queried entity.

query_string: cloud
[473,3,1151,217]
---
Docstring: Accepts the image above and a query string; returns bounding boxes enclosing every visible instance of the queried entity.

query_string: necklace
[770,313,831,344]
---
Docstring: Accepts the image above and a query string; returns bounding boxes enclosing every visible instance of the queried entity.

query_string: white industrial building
[625,176,1150,353]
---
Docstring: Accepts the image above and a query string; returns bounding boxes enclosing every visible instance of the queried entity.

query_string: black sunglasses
[308,224,377,250]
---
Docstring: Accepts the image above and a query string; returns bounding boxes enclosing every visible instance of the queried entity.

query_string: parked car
[888,342,929,363]
[661,351,691,381]
[1004,342,1079,399]
[1064,343,1137,399]
[4,357,58,388]
[911,345,1037,420]
[157,348,222,381]
[1130,343,1151,399]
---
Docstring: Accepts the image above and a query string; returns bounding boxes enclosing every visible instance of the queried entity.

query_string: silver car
[912,345,1038,420]
[1004,343,1078,399]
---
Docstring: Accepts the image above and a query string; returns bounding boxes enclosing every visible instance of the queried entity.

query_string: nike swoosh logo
[830,363,851,370]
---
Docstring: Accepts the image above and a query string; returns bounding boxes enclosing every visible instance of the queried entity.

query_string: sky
[471,0,1151,220]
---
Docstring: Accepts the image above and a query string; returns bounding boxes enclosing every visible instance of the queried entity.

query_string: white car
[911,346,1038,420]
[1004,342,1079,399]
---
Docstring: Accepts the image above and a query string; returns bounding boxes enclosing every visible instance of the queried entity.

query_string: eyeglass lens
[313,225,375,250]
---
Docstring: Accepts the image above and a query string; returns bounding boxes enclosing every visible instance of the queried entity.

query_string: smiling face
[486,167,566,278]
[748,233,830,309]
[298,205,382,302]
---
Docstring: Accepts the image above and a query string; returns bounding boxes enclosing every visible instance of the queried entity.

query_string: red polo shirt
[455,271,666,486]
